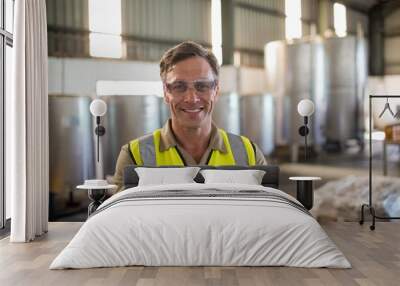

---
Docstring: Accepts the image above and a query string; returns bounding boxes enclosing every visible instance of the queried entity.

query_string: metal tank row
[265,35,368,154]
[48,92,275,218]
[99,92,276,176]
[49,95,94,219]
[213,93,275,156]
[49,94,164,218]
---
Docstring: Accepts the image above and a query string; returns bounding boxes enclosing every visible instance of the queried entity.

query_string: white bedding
[50,183,351,269]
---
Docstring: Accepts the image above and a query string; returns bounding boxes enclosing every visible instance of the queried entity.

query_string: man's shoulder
[222,129,251,141]
[127,132,155,144]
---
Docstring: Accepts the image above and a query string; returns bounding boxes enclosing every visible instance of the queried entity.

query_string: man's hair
[159,41,219,81]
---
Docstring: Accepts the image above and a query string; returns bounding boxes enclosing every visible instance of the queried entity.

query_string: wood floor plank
[204,267,221,279]
[117,267,142,286]
[136,278,155,286]
[1,222,400,286]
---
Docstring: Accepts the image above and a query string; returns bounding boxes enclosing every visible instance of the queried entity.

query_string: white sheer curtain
[8,0,49,242]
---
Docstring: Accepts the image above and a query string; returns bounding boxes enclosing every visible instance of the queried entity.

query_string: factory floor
[278,142,400,196]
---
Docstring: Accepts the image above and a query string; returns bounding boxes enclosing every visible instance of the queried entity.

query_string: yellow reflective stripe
[241,136,256,165]
[130,128,255,167]
[153,129,184,166]
[208,130,236,166]
[129,139,143,165]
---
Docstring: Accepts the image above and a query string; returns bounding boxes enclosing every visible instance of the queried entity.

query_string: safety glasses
[164,79,217,96]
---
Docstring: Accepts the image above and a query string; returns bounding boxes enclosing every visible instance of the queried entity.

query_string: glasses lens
[194,81,215,93]
[168,81,188,93]
[166,80,216,95]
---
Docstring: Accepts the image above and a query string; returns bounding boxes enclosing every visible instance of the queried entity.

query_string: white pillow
[200,169,266,185]
[135,167,201,186]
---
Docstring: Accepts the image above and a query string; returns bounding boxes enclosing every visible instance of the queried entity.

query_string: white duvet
[50,183,351,269]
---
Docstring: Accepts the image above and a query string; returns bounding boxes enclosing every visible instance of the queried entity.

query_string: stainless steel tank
[324,36,367,147]
[100,95,162,177]
[160,97,170,125]
[213,92,241,134]
[49,95,95,219]
[240,94,275,156]
[265,35,367,154]
[265,37,326,148]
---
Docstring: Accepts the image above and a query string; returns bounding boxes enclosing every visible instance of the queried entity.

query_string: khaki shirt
[112,120,267,191]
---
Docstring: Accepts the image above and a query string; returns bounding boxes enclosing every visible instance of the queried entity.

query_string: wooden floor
[0,221,399,286]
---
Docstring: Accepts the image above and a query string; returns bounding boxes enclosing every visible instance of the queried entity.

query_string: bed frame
[123,165,280,189]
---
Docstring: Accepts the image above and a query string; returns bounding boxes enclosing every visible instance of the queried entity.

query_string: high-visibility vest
[129,128,256,166]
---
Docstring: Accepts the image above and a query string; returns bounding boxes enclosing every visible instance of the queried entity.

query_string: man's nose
[183,86,200,102]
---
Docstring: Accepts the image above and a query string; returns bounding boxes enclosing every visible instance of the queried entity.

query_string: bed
[50,165,350,269]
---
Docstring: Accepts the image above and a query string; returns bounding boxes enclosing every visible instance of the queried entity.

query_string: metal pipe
[369,95,372,207]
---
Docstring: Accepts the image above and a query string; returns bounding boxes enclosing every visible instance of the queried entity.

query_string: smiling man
[113,41,266,190]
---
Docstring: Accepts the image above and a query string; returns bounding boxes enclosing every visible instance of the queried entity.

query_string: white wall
[218,65,267,94]
[48,57,268,96]
[48,57,161,96]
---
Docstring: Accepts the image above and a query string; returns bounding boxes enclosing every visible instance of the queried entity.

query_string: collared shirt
[112,120,267,191]
[159,119,227,165]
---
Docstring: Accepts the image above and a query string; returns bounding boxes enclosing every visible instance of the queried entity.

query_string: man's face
[163,57,219,129]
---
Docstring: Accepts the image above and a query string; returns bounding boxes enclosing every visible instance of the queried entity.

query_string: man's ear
[164,93,170,104]
[162,84,170,104]
[214,84,220,102]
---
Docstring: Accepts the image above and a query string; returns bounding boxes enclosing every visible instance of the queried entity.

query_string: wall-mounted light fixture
[89,99,107,162]
[297,99,315,161]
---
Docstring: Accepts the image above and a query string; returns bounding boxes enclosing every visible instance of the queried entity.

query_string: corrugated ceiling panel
[236,0,285,14]
[234,2,285,67]
[46,0,56,26]
[302,0,318,22]
[234,6,284,50]
[347,9,368,35]
[322,1,334,31]
[46,0,89,57]
[385,37,400,64]
[385,9,400,33]
[55,0,65,26]
[302,22,310,36]
[65,0,74,28]
[385,65,400,75]
[384,7,400,75]
[47,0,88,28]
[122,0,211,43]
